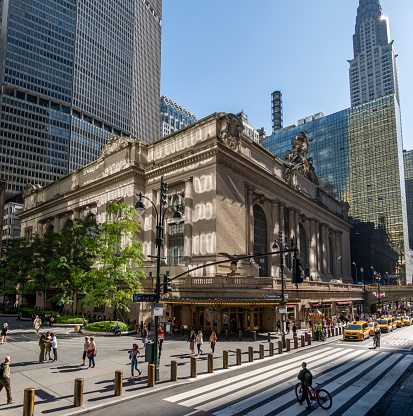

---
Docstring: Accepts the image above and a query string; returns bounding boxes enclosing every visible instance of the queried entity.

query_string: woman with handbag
[87,337,96,368]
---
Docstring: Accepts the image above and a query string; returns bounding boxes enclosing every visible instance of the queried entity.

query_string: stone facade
[20,112,359,331]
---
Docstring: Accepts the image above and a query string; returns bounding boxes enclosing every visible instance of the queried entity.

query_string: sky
[160,0,413,149]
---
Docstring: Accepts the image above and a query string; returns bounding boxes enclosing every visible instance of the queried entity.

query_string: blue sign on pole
[133,294,156,302]
[265,294,288,299]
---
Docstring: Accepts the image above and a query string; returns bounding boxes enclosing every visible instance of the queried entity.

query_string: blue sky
[161,0,413,149]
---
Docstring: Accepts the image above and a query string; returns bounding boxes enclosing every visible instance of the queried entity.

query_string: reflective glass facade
[263,95,411,282]
[0,0,161,198]
[160,96,196,138]
[403,150,413,248]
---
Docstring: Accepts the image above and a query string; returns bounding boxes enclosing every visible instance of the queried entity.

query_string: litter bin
[145,342,155,364]
[164,322,171,334]
[74,325,80,333]
[315,330,320,341]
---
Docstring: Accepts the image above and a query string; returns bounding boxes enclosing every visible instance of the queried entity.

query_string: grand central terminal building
[20,112,365,332]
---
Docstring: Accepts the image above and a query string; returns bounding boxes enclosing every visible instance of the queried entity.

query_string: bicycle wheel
[317,389,332,410]
[295,383,303,402]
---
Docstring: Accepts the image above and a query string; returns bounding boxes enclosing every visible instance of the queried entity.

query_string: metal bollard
[268,332,271,342]
[259,344,264,359]
[190,356,197,378]
[208,354,214,373]
[278,340,283,354]
[180,326,184,335]
[307,334,312,345]
[171,360,177,381]
[286,338,291,351]
[335,328,338,336]
[239,330,242,341]
[114,370,122,396]
[339,327,342,335]
[269,342,274,356]
[148,364,155,387]
[328,329,331,337]
[253,331,257,341]
[74,379,83,407]
[223,350,229,369]
[236,348,242,365]
[248,346,254,362]
[294,336,298,349]
[301,335,305,347]
[23,388,35,416]
[225,329,228,339]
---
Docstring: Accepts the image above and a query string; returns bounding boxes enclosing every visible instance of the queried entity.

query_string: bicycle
[373,335,380,349]
[295,382,332,410]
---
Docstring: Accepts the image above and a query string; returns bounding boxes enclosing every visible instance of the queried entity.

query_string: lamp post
[337,256,342,280]
[360,267,364,285]
[135,177,182,382]
[371,266,375,284]
[352,262,357,284]
[377,274,382,311]
[385,271,389,286]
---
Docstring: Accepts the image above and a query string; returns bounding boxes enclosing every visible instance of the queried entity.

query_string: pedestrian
[49,315,55,327]
[1,323,8,345]
[129,343,142,378]
[50,333,58,362]
[276,320,281,334]
[196,330,203,355]
[297,361,312,410]
[209,331,217,354]
[158,325,164,358]
[39,334,48,363]
[187,330,196,354]
[31,312,36,323]
[87,336,96,368]
[33,315,42,335]
[286,320,291,334]
[45,332,52,360]
[0,356,14,404]
[82,337,90,366]
[142,324,148,347]
[292,322,298,337]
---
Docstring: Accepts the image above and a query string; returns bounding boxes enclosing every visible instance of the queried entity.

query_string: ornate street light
[135,177,182,382]
[371,266,375,284]
[352,262,357,284]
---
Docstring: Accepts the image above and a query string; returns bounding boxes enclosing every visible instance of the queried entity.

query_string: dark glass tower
[0,0,161,199]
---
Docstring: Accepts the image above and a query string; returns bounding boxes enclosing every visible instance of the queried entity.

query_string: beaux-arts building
[20,113,363,332]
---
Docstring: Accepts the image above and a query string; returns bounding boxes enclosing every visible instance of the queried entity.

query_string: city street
[1,316,413,415]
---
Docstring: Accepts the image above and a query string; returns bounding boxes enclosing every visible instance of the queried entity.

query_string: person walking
[297,362,312,410]
[45,332,52,361]
[292,322,298,337]
[1,323,8,345]
[0,356,14,404]
[158,325,164,358]
[187,330,196,354]
[50,333,58,362]
[129,343,142,378]
[39,334,48,363]
[87,337,96,368]
[82,337,90,366]
[209,331,217,354]
[33,315,42,335]
[276,320,281,334]
[196,330,203,355]
[142,324,148,348]
[286,320,291,335]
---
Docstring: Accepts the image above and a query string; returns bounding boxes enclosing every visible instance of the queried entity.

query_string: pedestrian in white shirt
[196,330,203,356]
[50,333,58,362]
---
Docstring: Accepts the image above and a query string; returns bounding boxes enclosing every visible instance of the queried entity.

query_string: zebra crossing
[165,345,413,415]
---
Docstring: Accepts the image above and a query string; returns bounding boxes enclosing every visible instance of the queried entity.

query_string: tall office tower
[349,0,399,106]
[0,0,162,199]
[235,111,260,143]
[263,95,411,283]
[160,96,196,138]
[404,150,413,249]
[271,91,283,133]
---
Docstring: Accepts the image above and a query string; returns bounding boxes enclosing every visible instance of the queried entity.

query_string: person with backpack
[0,356,14,404]
[297,362,312,410]
[142,324,148,347]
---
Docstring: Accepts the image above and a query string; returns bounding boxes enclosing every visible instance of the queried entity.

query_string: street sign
[133,294,156,302]
[279,306,287,314]
[265,294,288,299]
[152,303,163,316]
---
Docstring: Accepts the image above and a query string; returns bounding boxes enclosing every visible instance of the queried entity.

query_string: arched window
[253,205,268,277]
[299,223,308,273]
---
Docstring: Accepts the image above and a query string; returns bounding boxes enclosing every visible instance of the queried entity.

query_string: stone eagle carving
[100,135,134,159]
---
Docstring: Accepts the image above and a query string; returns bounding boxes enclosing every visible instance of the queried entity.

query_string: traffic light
[163,274,172,294]
[292,258,303,284]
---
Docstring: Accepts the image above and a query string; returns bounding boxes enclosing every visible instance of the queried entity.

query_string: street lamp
[371,266,375,284]
[385,271,389,286]
[337,256,342,280]
[377,274,382,310]
[360,267,364,285]
[135,176,182,382]
[352,262,357,284]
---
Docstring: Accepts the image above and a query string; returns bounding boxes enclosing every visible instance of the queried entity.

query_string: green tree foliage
[82,201,145,320]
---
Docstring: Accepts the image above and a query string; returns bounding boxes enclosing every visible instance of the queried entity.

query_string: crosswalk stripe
[165,346,335,403]
[180,349,347,409]
[212,348,366,416]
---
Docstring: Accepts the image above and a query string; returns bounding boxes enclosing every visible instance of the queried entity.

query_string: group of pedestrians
[82,336,97,368]
[38,332,58,363]
[187,330,217,355]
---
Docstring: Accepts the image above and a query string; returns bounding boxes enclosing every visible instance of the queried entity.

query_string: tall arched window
[299,223,308,273]
[253,205,268,277]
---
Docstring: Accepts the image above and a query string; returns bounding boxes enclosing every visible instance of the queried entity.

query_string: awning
[287,305,296,308]
[337,301,352,305]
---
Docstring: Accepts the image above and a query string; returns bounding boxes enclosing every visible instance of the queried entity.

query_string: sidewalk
[2,326,344,416]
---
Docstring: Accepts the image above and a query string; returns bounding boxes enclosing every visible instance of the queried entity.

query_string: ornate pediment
[100,135,135,159]
[217,113,243,151]
[22,183,42,198]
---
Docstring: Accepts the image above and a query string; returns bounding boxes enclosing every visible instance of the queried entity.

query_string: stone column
[325,227,330,274]
[246,186,254,254]
[73,209,80,220]
[295,211,300,253]
[289,209,295,239]
[271,201,280,277]
[316,222,321,274]
[53,216,60,233]
[309,220,317,277]
[321,224,327,273]
[279,204,285,238]
[336,231,342,279]
[184,178,193,260]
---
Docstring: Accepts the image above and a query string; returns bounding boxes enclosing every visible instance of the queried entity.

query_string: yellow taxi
[367,321,379,336]
[376,318,393,333]
[343,321,370,341]
[394,316,405,328]
[402,316,412,326]
[391,317,398,330]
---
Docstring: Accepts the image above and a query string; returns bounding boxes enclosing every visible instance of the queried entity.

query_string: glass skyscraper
[404,150,413,249]
[0,0,161,199]
[263,94,411,282]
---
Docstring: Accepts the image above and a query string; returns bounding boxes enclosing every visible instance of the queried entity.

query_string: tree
[83,202,145,320]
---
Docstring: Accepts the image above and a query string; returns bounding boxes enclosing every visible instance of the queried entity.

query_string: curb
[61,327,345,415]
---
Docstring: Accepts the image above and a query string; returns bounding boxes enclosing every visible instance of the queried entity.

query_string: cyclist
[373,326,381,348]
[297,362,312,410]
